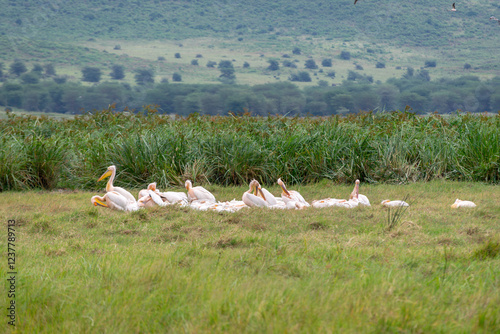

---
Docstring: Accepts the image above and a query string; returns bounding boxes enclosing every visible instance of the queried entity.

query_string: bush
[326,71,336,78]
[305,59,318,69]
[243,62,250,68]
[283,60,297,68]
[191,59,199,66]
[355,64,364,70]
[464,63,472,70]
[292,47,301,55]
[424,60,437,68]
[114,45,121,50]
[175,53,181,59]
[134,69,155,85]
[340,51,351,60]
[172,73,182,82]
[10,60,27,76]
[321,59,332,67]
[44,63,56,76]
[376,61,386,68]
[20,72,40,84]
[110,65,125,80]
[267,59,279,71]
[207,61,217,68]
[289,71,311,82]
[81,67,101,82]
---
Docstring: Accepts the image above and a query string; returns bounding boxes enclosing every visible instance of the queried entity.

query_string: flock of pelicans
[90,165,478,213]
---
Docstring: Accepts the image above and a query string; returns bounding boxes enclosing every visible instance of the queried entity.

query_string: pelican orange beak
[278,179,290,196]
[97,169,112,182]
[93,198,108,207]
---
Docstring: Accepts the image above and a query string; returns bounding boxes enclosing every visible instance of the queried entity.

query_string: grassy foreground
[1,181,500,333]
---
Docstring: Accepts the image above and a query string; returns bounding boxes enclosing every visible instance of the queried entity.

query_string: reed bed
[1,107,499,191]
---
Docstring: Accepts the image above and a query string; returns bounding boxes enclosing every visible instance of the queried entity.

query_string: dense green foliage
[1,74,500,114]
[1,108,499,192]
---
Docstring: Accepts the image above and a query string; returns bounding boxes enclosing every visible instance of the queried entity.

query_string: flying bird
[450,3,456,12]
[490,16,500,25]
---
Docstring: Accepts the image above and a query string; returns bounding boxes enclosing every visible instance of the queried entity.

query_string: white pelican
[350,180,371,206]
[312,198,349,208]
[253,180,281,206]
[91,192,140,212]
[450,3,456,12]
[185,180,216,202]
[98,165,136,203]
[277,178,310,208]
[490,16,500,25]
[139,182,188,205]
[451,199,477,208]
[242,180,269,208]
[381,200,409,208]
[138,182,157,200]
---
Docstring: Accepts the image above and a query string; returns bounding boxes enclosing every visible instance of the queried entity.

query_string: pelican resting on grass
[98,165,136,203]
[252,180,287,208]
[243,180,269,207]
[451,199,477,208]
[381,200,410,208]
[91,192,140,212]
[185,180,216,202]
[350,179,371,206]
[277,178,310,209]
[138,182,188,207]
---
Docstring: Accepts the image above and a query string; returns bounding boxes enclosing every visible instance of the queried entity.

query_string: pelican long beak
[258,188,267,201]
[279,183,290,196]
[97,169,112,182]
[93,198,108,207]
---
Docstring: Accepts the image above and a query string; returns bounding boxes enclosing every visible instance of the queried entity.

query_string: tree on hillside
[267,59,279,71]
[134,69,155,85]
[305,59,318,69]
[340,51,351,60]
[172,73,182,82]
[20,72,40,84]
[81,67,101,83]
[289,71,311,82]
[44,63,56,77]
[10,60,27,76]
[292,47,301,55]
[218,60,236,84]
[110,64,125,80]
[322,59,332,67]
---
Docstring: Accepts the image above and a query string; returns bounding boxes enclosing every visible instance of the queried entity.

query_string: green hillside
[1,0,500,114]
[2,0,499,44]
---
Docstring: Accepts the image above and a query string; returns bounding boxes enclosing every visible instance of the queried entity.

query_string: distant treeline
[1,110,499,192]
[1,74,500,115]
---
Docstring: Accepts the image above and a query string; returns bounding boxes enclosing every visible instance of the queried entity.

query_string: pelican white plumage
[252,180,282,206]
[138,182,157,200]
[91,191,140,212]
[490,16,500,25]
[242,180,269,208]
[381,200,409,208]
[185,180,216,202]
[450,3,456,12]
[312,198,349,208]
[350,179,371,206]
[451,199,477,208]
[98,165,136,203]
[277,178,310,209]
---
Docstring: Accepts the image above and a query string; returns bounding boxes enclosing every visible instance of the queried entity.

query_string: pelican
[243,180,269,208]
[138,182,157,200]
[253,180,280,206]
[451,199,477,208]
[91,192,140,212]
[312,198,350,208]
[277,178,310,208]
[185,180,216,202]
[349,179,371,206]
[97,165,136,203]
[490,16,500,25]
[450,3,456,12]
[381,200,409,208]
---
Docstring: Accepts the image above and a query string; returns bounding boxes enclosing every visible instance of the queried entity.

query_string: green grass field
[2,181,499,332]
